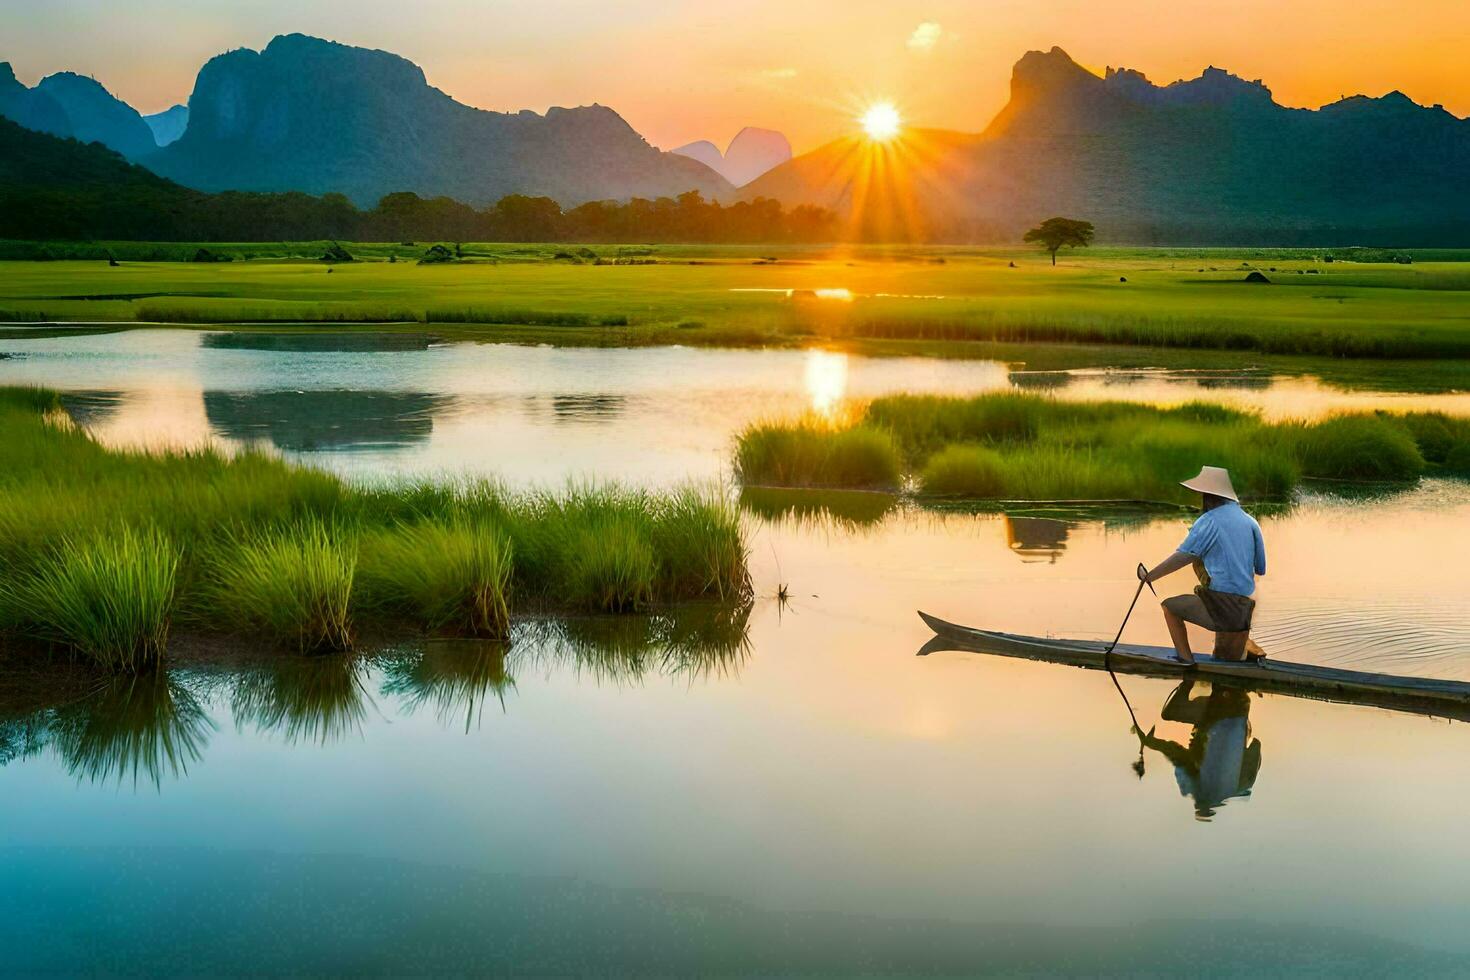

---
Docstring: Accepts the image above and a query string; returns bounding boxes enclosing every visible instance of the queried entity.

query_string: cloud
[907,22,944,53]
[759,67,799,80]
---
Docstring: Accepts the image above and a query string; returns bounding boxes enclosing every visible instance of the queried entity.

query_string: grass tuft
[200,520,357,652]
[1291,414,1425,481]
[735,420,902,489]
[0,525,178,670]
[358,519,513,638]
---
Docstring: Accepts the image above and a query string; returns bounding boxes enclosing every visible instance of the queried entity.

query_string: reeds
[790,303,1470,360]
[0,525,179,671]
[735,419,903,489]
[1289,415,1424,481]
[358,519,513,638]
[736,391,1466,502]
[200,520,357,652]
[0,388,753,668]
[505,485,749,612]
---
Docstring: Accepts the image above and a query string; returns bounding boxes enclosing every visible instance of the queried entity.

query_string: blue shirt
[1178,501,1266,597]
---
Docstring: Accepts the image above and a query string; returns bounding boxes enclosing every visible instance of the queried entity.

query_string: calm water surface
[3,329,1470,975]
[2,328,1469,485]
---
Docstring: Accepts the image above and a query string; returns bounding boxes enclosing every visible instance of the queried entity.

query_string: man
[1139,466,1266,664]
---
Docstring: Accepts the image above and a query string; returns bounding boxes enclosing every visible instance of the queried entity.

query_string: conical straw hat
[1180,465,1238,502]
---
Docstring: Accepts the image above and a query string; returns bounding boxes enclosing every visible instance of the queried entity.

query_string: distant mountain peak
[0,62,73,139]
[260,32,429,88]
[1011,46,1098,95]
[671,126,791,186]
[144,104,189,146]
[34,70,155,157]
[670,139,724,174]
[154,33,728,205]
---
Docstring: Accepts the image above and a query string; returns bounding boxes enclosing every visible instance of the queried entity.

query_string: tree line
[0,116,839,243]
[2,121,836,245]
[368,190,839,244]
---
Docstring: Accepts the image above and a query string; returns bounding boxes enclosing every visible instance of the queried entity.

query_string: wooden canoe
[918,610,1470,722]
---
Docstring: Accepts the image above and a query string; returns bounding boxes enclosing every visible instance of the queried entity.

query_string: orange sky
[5,0,1467,152]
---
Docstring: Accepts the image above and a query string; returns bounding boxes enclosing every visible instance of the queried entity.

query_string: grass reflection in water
[0,601,754,785]
[380,639,515,734]
[0,669,213,788]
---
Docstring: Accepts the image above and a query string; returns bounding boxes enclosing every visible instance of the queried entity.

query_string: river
[2,329,1468,975]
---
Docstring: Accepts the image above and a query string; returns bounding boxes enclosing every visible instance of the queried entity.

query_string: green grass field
[2,244,1469,364]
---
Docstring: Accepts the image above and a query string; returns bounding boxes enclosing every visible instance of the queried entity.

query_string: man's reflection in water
[1138,680,1262,820]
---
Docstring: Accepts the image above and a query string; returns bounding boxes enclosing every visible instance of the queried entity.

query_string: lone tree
[1023,217,1095,265]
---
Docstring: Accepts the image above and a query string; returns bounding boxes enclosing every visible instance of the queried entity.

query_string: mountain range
[672,127,792,186]
[0,34,732,208]
[2,37,1468,243]
[146,34,728,206]
[743,46,1470,243]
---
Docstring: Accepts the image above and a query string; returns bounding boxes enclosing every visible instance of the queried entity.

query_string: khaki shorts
[1163,592,1255,660]
[1162,593,1219,630]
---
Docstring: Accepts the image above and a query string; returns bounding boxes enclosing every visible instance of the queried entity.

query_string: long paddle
[1105,563,1156,770]
[1105,562,1156,662]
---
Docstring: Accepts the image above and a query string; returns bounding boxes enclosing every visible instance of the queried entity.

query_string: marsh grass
[358,520,513,638]
[0,525,179,670]
[735,420,903,489]
[1288,415,1424,481]
[793,303,1470,360]
[425,307,629,327]
[648,488,750,601]
[0,388,753,665]
[738,392,1463,502]
[135,301,420,324]
[200,520,357,653]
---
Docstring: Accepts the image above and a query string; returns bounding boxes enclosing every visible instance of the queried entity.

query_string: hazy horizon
[3,0,1468,154]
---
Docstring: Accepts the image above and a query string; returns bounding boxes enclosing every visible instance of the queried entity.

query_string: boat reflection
[1135,680,1262,821]
[230,654,372,745]
[0,670,213,788]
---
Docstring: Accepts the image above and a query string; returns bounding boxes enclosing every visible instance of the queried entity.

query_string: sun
[859,102,901,141]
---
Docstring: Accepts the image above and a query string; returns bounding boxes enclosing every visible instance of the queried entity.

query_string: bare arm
[1140,551,1196,584]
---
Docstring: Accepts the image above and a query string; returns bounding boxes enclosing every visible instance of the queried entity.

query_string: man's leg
[1213,630,1248,661]
[1161,594,1215,665]
[1161,603,1196,663]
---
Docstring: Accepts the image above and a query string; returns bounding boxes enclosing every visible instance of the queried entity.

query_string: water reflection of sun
[805,350,849,418]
